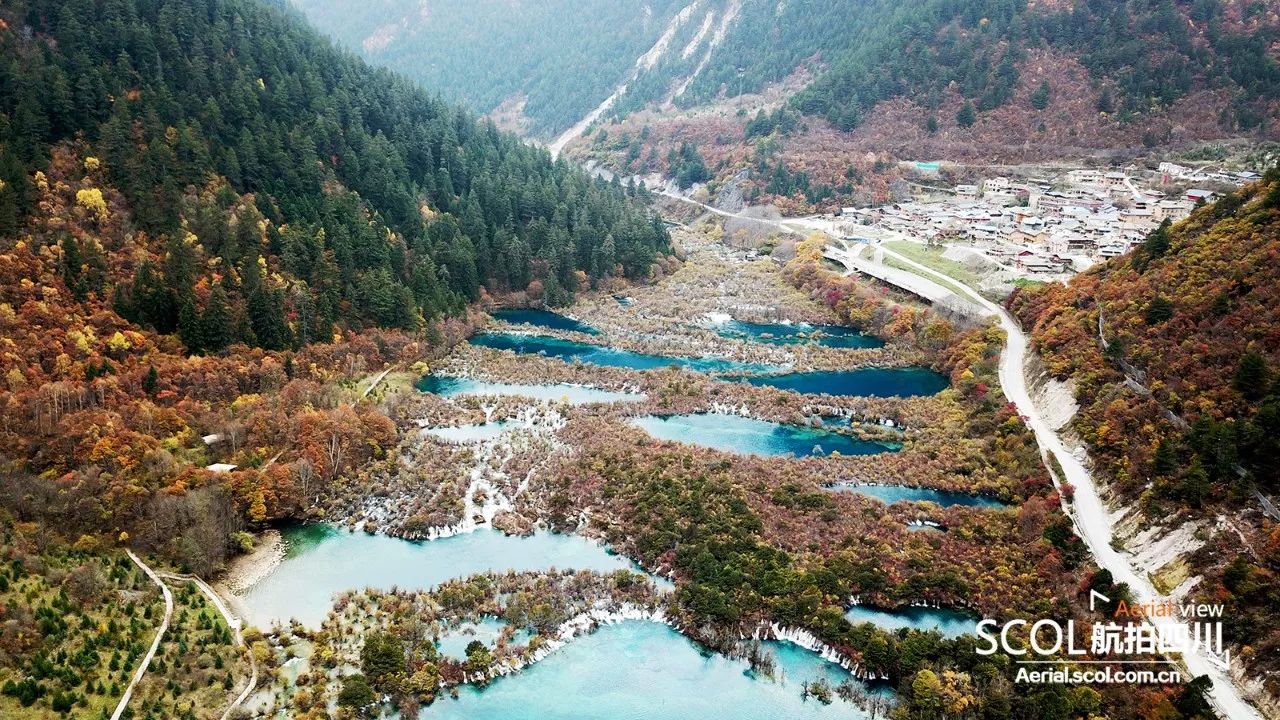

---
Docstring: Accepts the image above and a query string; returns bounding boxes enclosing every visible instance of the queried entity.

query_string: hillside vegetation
[291,0,690,137]
[1,0,669,339]
[612,0,1280,131]
[545,0,1280,216]
[0,521,252,720]
[1009,178,1280,680]
[0,0,670,574]
[298,0,1280,140]
[793,0,1275,131]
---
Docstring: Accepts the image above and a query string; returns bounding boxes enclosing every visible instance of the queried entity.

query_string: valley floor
[229,218,1107,717]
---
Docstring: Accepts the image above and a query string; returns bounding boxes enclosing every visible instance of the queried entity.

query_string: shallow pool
[742,368,948,398]
[492,309,599,335]
[472,332,774,374]
[630,414,894,458]
[843,605,977,639]
[828,484,1006,509]
[421,621,884,719]
[417,376,645,404]
[714,320,884,349]
[238,526,648,629]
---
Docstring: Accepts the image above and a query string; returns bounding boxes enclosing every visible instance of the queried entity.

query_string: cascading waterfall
[746,623,885,681]
[403,405,568,540]
[459,603,675,684]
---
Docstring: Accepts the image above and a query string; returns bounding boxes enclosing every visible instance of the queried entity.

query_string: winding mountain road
[856,242,1263,720]
[656,190,1262,718]
[823,240,992,319]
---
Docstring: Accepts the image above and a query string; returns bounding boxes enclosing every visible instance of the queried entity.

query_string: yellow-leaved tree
[75,187,108,222]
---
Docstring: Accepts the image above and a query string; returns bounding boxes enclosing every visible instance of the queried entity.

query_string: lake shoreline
[220,528,285,595]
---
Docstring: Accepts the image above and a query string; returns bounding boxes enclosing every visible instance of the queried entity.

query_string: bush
[337,674,375,713]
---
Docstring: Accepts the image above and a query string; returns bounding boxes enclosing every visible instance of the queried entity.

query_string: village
[832,160,1263,281]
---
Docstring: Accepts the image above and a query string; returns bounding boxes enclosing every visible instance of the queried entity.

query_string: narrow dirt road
[158,571,259,720]
[112,550,174,720]
[360,365,396,399]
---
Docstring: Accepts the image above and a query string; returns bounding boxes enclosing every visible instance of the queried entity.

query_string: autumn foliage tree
[1009,176,1280,678]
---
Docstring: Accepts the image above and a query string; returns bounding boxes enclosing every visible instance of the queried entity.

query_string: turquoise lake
[844,605,977,639]
[715,320,885,349]
[492,309,599,335]
[421,621,884,719]
[436,617,531,660]
[417,376,645,404]
[631,414,894,457]
[472,332,773,374]
[828,484,1007,509]
[237,526,643,628]
[468,333,947,399]
[743,368,948,398]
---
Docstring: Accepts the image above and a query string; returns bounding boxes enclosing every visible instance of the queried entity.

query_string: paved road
[655,190,1262,718]
[875,243,1262,720]
[824,240,992,320]
[112,551,174,720]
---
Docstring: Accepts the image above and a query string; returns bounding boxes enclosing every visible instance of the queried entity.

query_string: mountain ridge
[294,0,1280,213]
[295,0,1280,144]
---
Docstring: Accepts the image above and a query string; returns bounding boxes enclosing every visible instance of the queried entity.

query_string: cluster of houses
[1157,161,1262,188]
[840,167,1228,277]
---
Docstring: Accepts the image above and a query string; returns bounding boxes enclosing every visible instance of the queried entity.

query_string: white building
[982,176,1011,193]
[1103,171,1128,187]
[1068,169,1103,186]
[1120,207,1155,226]
[1154,200,1193,223]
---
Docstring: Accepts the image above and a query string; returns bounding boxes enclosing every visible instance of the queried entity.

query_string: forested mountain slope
[295,0,1280,151]
[575,0,1280,210]
[0,0,667,567]
[1009,178,1280,679]
[1,0,669,335]
[656,0,1280,133]
[290,0,691,137]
